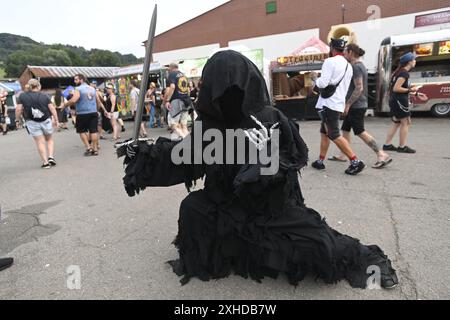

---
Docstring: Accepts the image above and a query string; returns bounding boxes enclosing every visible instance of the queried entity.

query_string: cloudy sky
[1,0,229,57]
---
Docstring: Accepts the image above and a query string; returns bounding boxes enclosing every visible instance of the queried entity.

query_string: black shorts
[76,113,99,134]
[389,98,411,120]
[341,108,366,135]
[318,107,341,141]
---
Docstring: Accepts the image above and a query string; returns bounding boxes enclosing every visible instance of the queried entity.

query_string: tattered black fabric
[121,50,397,289]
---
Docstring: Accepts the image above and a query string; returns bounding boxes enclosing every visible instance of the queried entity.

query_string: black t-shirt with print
[168,71,189,101]
[17,92,51,122]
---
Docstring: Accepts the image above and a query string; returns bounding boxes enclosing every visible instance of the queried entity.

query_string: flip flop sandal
[91,150,99,156]
[328,156,347,162]
[382,157,393,167]
[372,161,385,169]
[372,157,393,169]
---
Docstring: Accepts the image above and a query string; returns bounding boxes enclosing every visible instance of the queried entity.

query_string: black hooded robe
[121,50,398,289]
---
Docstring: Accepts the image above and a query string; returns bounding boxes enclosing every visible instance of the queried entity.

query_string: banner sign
[276,53,328,66]
[415,10,450,28]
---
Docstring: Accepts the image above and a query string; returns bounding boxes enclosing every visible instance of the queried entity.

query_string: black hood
[196,50,271,122]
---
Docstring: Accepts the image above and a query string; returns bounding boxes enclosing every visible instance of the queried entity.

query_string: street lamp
[341,4,346,24]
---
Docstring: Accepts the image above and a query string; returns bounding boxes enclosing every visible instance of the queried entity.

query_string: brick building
[152,0,450,81]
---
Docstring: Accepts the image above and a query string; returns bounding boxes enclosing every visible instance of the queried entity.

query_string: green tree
[42,49,72,66]
[5,50,45,77]
[64,49,85,66]
[88,50,121,67]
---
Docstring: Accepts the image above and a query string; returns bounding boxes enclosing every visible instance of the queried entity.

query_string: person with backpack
[15,79,59,169]
[383,52,428,154]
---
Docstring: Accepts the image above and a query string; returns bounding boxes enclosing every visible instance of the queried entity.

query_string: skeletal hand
[126,143,138,159]
[115,138,155,159]
[244,115,280,151]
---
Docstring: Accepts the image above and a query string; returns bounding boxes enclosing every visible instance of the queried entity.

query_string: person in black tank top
[105,84,120,141]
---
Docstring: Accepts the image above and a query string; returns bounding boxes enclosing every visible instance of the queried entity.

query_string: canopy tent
[0,82,20,93]
[290,37,330,56]
[271,37,330,73]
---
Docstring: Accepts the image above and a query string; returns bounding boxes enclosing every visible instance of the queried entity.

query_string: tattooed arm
[345,76,364,115]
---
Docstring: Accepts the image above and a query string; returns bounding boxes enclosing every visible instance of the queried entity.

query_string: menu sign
[439,41,450,55]
[415,10,450,28]
[414,43,433,57]
[277,53,328,66]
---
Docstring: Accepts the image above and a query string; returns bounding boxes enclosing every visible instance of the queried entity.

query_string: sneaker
[312,160,326,170]
[121,126,126,133]
[345,161,366,175]
[383,144,397,151]
[48,157,57,166]
[397,146,416,154]
[41,163,51,169]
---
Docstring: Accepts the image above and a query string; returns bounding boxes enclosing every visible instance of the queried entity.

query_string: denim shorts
[26,118,53,137]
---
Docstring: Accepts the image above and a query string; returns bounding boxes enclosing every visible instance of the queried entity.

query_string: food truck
[270,37,330,120]
[377,29,450,117]
[112,62,167,119]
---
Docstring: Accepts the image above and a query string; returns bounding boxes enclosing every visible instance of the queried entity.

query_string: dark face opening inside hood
[217,85,245,129]
[196,50,270,124]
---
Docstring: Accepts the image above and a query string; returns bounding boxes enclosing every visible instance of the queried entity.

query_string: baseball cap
[399,52,416,66]
[167,62,178,68]
[330,38,347,51]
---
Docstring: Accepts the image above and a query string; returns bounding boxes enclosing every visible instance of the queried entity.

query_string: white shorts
[26,119,53,137]
[168,111,189,127]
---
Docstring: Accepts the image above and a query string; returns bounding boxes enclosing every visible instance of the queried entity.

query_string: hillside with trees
[0,33,143,78]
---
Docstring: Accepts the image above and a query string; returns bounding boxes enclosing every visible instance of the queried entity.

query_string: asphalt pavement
[0,116,449,300]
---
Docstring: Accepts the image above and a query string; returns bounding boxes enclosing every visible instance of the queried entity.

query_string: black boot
[0,258,13,271]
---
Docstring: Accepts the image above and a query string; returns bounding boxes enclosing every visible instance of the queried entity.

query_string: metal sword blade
[133,4,158,146]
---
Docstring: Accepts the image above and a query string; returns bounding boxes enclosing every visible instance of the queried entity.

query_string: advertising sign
[415,10,450,28]
[439,41,450,55]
